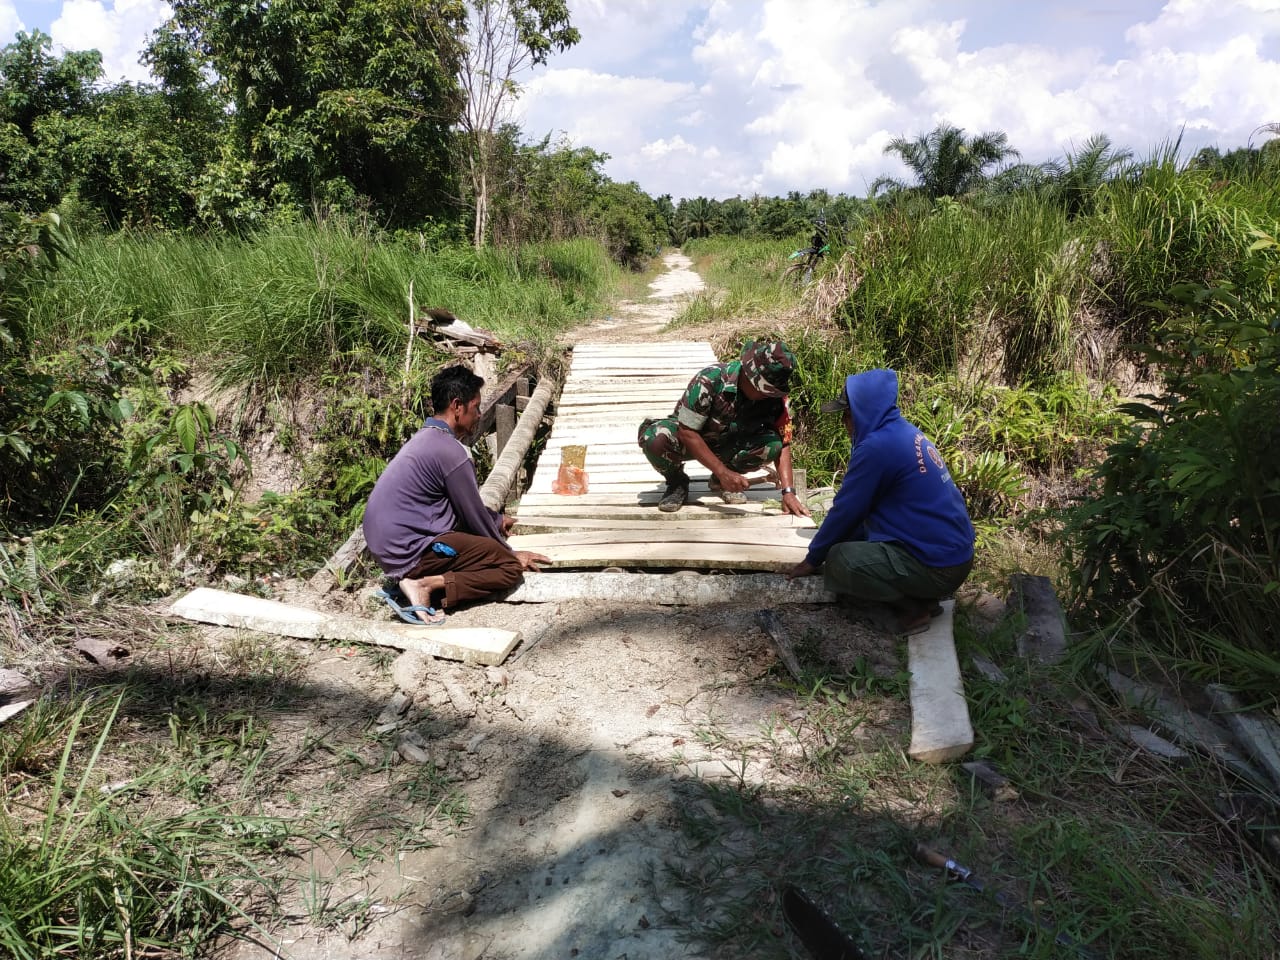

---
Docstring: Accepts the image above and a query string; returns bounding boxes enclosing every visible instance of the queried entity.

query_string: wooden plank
[509,528,816,550]
[554,398,674,409]
[529,541,806,569]
[563,378,696,389]
[906,601,975,763]
[511,516,813,531]
[568,367,703,376]
[572,342,714,352]
[510,502,789,520]
[170,588,520,665]
[518,488,782,506]
[527,476,776,492]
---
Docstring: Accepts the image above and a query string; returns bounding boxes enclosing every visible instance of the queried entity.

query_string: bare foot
[399,575,446,624]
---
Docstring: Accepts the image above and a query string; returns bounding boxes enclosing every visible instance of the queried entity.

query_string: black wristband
[780,486,796,496]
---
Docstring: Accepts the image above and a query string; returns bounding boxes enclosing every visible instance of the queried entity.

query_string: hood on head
[842,369,899,436]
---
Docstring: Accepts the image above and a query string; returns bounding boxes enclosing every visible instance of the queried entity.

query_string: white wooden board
[170,588,520,665]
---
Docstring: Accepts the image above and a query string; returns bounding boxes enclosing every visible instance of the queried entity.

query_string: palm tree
[1048,134,1132,217]
[879,123,1020,199]
[677,196,715,240]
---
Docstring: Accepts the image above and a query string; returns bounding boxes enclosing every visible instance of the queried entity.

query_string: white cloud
[14,0,1280,200]
[50,0,170,84]
[641,135,697,160]
[1,0,24,39]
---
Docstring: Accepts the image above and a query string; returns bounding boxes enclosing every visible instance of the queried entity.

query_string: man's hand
[781,492,811,518]
[784,560,817,580]
[501,514,518,535]
[515,550,551,572]
[715,469,752,493]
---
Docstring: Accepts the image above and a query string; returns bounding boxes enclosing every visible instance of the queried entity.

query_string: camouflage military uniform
[638,354,793,480]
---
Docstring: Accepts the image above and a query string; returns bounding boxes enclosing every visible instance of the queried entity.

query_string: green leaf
[174,405,199,455]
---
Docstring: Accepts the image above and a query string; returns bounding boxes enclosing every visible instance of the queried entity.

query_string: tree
[488,134,605,245]
[1048,134,1132,217]
[874,123,1019,199]
[676,197,715,241]
[157,0,471,226]
[0,31,102,209]
[591,181,662,267]
[459,0,579,247]
[50,85,201,228]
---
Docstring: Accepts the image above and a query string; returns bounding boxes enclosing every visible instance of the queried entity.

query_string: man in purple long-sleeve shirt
[363,366,549,623]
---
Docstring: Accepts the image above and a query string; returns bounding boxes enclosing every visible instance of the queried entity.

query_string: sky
[4,0,1279,201]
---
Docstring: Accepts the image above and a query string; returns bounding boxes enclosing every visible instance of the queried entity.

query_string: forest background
[2,1,1279,957]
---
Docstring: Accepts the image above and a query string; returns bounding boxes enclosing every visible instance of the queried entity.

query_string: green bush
[1062,230,1280,682]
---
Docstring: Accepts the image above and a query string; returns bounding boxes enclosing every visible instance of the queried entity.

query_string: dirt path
[232,253,894,960]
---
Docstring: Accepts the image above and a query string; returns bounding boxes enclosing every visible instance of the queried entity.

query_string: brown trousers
[403,532,523,609]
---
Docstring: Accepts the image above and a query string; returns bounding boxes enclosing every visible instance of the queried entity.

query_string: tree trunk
[473,168,489,248]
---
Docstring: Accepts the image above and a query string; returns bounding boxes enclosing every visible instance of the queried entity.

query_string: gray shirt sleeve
[444,460,508,545]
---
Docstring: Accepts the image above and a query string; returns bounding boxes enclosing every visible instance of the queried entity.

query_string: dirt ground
[223,253,911,960]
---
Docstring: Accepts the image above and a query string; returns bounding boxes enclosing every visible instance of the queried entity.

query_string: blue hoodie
[804,369,974,568]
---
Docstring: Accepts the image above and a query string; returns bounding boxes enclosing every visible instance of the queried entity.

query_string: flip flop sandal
[375,588,446,626]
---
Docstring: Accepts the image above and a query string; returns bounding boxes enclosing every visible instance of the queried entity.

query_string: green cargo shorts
[823,540,972,604]
[637,416,782,479]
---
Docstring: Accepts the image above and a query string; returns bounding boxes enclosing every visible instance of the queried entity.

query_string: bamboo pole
[479,372,556,512]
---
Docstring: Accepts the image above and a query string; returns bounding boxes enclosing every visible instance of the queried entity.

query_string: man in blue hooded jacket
[784,369,974,634]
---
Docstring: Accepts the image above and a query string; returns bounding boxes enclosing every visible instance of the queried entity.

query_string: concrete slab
[503,571,835,605]
[907,601,975,764]
[169,588,520,665]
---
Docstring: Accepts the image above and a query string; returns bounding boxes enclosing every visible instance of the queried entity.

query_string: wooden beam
[508,528,815,550]
[514,540,806,569]
[495,403,516,455]
[906,601,975,764]
[464,361,535,445]
[171,588,519,665]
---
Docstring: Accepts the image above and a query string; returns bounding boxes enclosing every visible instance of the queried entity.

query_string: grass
[661,622,1280,959]
[24,218,621,392]
[0,609,473,959]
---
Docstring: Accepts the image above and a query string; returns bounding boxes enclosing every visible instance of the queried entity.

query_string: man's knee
[823,541,906,601]
[496,554,524,589]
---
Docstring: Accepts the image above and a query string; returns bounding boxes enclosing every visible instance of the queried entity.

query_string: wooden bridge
[507,341,817,570]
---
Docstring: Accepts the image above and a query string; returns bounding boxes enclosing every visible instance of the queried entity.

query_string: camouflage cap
[739,340,795,398]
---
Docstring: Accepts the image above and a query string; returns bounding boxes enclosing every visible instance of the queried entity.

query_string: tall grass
[1,694,297,959]
[677,235,812,323]
[838,195,1090,380]
[25,219,619,390]
[1089,149,1279,323]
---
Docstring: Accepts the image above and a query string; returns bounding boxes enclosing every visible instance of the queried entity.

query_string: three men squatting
[362,346,973,633]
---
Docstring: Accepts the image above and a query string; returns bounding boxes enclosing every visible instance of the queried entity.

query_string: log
[1102,668,1269,789]
[480,373,557,511]
[1008,573,1068,664]
[1206,683,1280,792]
[307,526,368,593]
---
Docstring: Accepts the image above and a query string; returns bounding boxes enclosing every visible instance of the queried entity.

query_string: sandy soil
[228,252,902,960]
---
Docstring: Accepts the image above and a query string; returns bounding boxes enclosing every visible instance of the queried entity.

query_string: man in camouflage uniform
[637,340,811,516]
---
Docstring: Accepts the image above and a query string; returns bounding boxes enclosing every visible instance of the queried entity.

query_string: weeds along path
[226,251,903,960]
